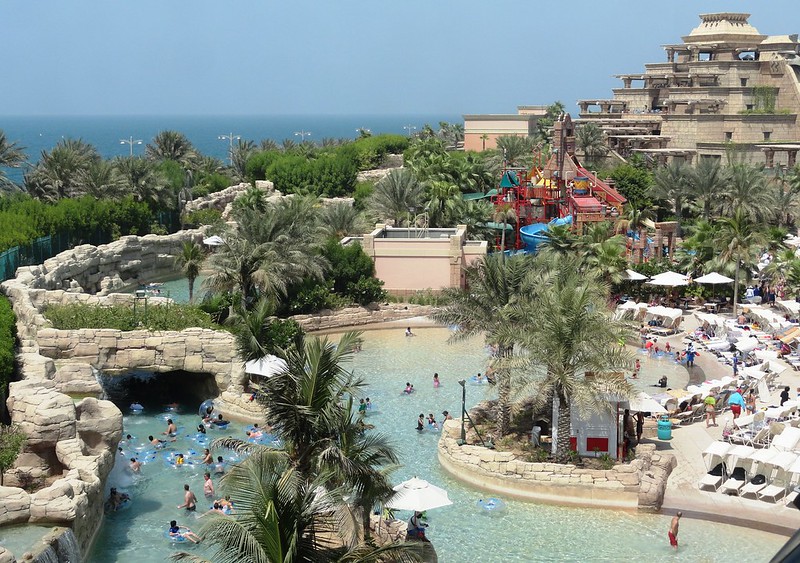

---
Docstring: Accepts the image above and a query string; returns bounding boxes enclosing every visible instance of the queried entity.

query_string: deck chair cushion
[750,474,766,485]
[731,466,746,481]
[709,462,726,476]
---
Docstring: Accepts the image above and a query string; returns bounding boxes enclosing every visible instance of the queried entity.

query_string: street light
[218,132,241,166]
[403,124,417,137]
[120,136,142,157]
[458,379,467,445]
[294,130,312,142]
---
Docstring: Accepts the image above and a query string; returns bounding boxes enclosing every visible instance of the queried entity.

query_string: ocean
[0,114,460,184]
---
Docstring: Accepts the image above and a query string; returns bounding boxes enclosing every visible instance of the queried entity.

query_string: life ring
[477,498,506,512]
[199,399,215,418]
[164,530,187,543]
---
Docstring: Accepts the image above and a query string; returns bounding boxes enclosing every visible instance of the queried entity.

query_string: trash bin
[657,416,672,440]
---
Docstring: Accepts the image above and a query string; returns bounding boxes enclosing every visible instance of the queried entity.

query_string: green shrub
[245,151,283,183]
[199,292,234,324]
[0,424,26,486]
[0,296,16,395]
[261,318,304,354]
[193,172,232,198]
[182,209,223,229]
[346,277,386,305]
[44,303,219,331]
[353,181,374,211]
[341,134,409,170]
[286,281,346,314]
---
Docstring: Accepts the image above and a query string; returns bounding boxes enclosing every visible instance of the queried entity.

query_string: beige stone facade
[463,106,547,151]
[578,13,800,166]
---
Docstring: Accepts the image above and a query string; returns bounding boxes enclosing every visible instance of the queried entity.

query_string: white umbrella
[646,271,689,287]
[244,355,288,377]
[618,300,640,310]
[385,477,453,511]
[624,269,647,281]
[203,235,225,246]
[629,392,667,414]
[694,272,734,284]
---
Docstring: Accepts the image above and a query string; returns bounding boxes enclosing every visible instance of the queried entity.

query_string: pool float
[469,376,488,385]
[210,421,230,430]
[129,403,144,414]
[199,399,215,418]
[164,406,178,413]
[477,498,506,512]
[164,530,187,543]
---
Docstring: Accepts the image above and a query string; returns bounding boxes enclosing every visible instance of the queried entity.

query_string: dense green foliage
[181,208,223,229]
[44,303,218,331]
[605,163,653,208]
[0,195,152,252]
[0,424,26,486]
[0,296,15,398]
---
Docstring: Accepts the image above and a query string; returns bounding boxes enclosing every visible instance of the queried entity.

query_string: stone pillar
[667,48,675,63]
[600,103,611,114]
[579,102,589,113]
[789,150,798,168]
[765,149,775,168]
[623,78,632,88]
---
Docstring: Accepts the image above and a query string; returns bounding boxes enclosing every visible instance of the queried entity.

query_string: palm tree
[368,169,425,226]
[259,139,280,152]
[174,241,205,303]
[319,202,367,240]
[689,158,729,220]
[717,163,770,220]
[504,254,632,463]
[495,136,535,168]
[24,138,99,200]
[767,167,800,228]
[145,130,197,167]
[78,160,125,199]
[574,123,607,167]
[0,131,26,192]
[480,133,489,151]
[233,186,268,214]
[539,224,581,256]
[114,156,172,210]
[493,203,517,258]
[425,180,461,227]
[585,235,628,285]
[432,254,531,435]
[650,161,690,235]
[716,209,767,316]
[230,139,257,182]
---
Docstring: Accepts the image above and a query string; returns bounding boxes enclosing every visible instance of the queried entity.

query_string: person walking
[704,394,717,427]
[668,512,682,549]
[728,389,745,420]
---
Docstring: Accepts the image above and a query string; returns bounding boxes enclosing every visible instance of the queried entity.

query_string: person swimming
[213,456,225,475]
[175,454,185,466]
[427,413,438,429]
[365,397,372,410]
[404,382,414,394]
[416,414,425,432]
[358,398,367,417]
[149,435,166,448]
[168,520,202,543]
[433,373,440,388]
[197,424,206,434]
[129,458,141,472]
[163,419,178,440]
[212,414,230,426]
[202,449,213,464]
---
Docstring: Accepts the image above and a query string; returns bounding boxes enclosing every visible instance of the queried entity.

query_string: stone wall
[437,420,675,511]
[183,182,255,215]
[291,304,435,332]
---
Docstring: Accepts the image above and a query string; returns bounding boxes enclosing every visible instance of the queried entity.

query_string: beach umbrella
[202,235,225,246]
[385,477,453,511]
[624,269,647,281]
[646,271,689,287]
[694,272,734,284]
[244,355,288,377]
[629,392,667,414]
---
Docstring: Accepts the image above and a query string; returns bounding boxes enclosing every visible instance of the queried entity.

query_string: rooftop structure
[463,106,548,151]
[577,13,800,166]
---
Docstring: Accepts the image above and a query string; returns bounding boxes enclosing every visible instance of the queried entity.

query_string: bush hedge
[44,303,219,332]
[0,296,16,395]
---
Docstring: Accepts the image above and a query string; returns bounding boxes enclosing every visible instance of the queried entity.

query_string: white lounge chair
[757,452,799,503]
[719,445,756,495]
[699,441,732,492]
[740,449,777,499]
[772,426,800,452]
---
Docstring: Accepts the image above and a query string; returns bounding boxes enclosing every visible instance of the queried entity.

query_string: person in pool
[213,456,225,475]
[149,435,166,448]
[433,373,440,388]
[202,449,213,464]
[427,413,438,429]
[201,503,227,517]
[404,382,414,394]
[358,398,367,417]
[416,414,425,432]
[442,411,453,421]
[216,495,235,513]
[197,424,206,435]
[365,398,373,410]
[163,419,178,441]
[107,487,130,511]
[129,458,141,473]
[177,484,197,511]
[168,520,202,543]
[175,453,185,466]
[245,429,263,440]
[130,402,144,411]
[203,472,215,497]
[212,414,230,426]
[405,327,415,337]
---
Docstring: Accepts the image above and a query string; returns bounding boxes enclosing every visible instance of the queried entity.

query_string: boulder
[0,486,31,525]
[8,382,76,447]
[75,398,123,451]
[53,363,102,395]
[29,480,76,523]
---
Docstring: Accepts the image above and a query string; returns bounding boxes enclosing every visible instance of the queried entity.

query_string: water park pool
[124,274,208,304]
[86,328,785,562]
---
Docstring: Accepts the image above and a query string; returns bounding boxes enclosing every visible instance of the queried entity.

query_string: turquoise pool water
[125,274,208,304]
[84,328,785,562]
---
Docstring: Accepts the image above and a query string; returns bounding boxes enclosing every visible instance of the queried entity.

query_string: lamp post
[218,132,241,166]
[120,136,142,157]
[458,379,467,445]
[403,124,417,137]
[294,130,312,142]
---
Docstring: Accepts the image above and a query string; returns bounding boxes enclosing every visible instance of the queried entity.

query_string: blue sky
[2,1,797,116]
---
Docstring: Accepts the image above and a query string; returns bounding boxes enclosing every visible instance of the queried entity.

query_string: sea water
[84,328,786,562]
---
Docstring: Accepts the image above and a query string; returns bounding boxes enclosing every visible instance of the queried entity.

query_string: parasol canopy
[646,271,689,287]
[624,269,648,281]
[694,272,734,284]
[628,392,668,414]
[244,355,289,377]
[385,477,453,512]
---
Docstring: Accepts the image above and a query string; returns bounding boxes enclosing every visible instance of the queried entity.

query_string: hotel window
[746,104,754,111]
[740,78,748,87]
[763,131,772,141]
[725,132,733,141]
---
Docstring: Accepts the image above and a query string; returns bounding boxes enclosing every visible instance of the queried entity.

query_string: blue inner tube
[130,404,144,413]
[199,399,215,418]
[164,530,187,543]
[469,376,488,385]
[477,498,506,511]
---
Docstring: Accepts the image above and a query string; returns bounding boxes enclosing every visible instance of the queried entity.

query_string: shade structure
[244,355,288,377]
[385,477,453,512]
[202,235,225,246]
[628,392,667,414]
[623,269,648,281]
[618,300,641,310]
[694,272,734,284]
[646,271,689,287]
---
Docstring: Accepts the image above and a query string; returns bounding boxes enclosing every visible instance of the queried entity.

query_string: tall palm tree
[574,123,607,167]
[230,139,257,182]
[233,186,268,214]
[78,160,125,199]
[114,156,171,210]
[492,203,517,258]
[145,130,197,167]
[650,160,690,235]
[0,131,27,192]
[767,167,800,228]
[432,254,531,435]
[503,254,632,463]
[689,158,729,220]
[585,235,628,285]
[425,180,461,227]
[24,138,99,200]
[717,163,769,220]
[368,169,425,226]
[539,224,581,256]
[174,241,205,303]
[319,202,367,240]
[716,209,767,316]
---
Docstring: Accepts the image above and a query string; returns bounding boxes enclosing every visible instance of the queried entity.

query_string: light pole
[403,124,417,137]
[218,132,241,166]
[458,379,467,445]
[294,130,312,143]
[120,136,142,157]
[356,127,371,138]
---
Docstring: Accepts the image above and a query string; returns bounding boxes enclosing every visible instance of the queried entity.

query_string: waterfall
[28,528,83,563]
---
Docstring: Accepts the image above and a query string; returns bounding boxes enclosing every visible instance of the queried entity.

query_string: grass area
[44,303,220,332]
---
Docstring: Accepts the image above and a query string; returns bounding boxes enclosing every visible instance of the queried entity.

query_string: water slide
[519,215,572,253]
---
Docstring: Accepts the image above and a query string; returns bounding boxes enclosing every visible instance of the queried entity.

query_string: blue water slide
[519,215,573,252]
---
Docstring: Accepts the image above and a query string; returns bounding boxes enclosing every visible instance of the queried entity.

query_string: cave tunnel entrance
[99,370,220,412]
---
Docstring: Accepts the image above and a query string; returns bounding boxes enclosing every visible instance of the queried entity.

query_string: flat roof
[756,144,800,150]
[463,114,531,121]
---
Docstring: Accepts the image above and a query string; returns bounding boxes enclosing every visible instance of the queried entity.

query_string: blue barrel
[657,416,672,440]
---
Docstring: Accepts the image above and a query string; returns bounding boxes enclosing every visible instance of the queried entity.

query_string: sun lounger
[772,427,800,452]
[757,452,798,503]
[740,449,777,499]
[729,426,770,448]
[699,441,732,492]
[718,445,756,495]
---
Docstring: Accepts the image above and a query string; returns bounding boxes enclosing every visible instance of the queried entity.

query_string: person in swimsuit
[213,456,225,475]
[129,458,141,473]
[202,449,213,465]
[433,373,440,388]
[177,484,197,511]
[442,410,453,421]
[197,424,206,435]
[149,435,166,448]
[358,398,367,417]
[427,413,438,429]
[404,382,414,394]
[405,327,415,337]
[668,512,681,549]
[169,520,202,543]
[416,414,425,432]
[203,472,215,498]
[632,359,640,379]
[365,398,372,410]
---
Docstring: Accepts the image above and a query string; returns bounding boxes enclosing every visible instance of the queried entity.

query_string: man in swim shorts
[203,472,215,497]
[177,483,197,511]
[668,511,681,549]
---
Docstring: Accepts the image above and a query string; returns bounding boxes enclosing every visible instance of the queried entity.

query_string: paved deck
[644,309,800,535]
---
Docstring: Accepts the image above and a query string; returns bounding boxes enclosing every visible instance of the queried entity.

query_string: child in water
[365,397,372,410]
[433,373,440,388]
[427,413,438,429]
[358,398,367,417]
[416,414,425,431]
[404,382,414,394]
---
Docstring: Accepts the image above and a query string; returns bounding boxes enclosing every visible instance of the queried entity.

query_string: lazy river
[87,328,785,562]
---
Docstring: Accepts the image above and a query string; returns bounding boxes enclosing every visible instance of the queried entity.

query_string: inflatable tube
[164,406,178,413]
[164,530,187,543]
[210,421,229,430]
[199,399,215,418]
[477,498,506,512]
[469,376,488,385]
[129,403,144,414]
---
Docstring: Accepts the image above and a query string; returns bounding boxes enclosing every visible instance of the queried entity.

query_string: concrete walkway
[643,308,800,535]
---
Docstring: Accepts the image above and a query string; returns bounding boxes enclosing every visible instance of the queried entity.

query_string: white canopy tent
[244,355,288,377]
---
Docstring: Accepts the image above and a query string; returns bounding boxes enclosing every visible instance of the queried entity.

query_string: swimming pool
[86,328,786,562]
[124,274,208,304]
